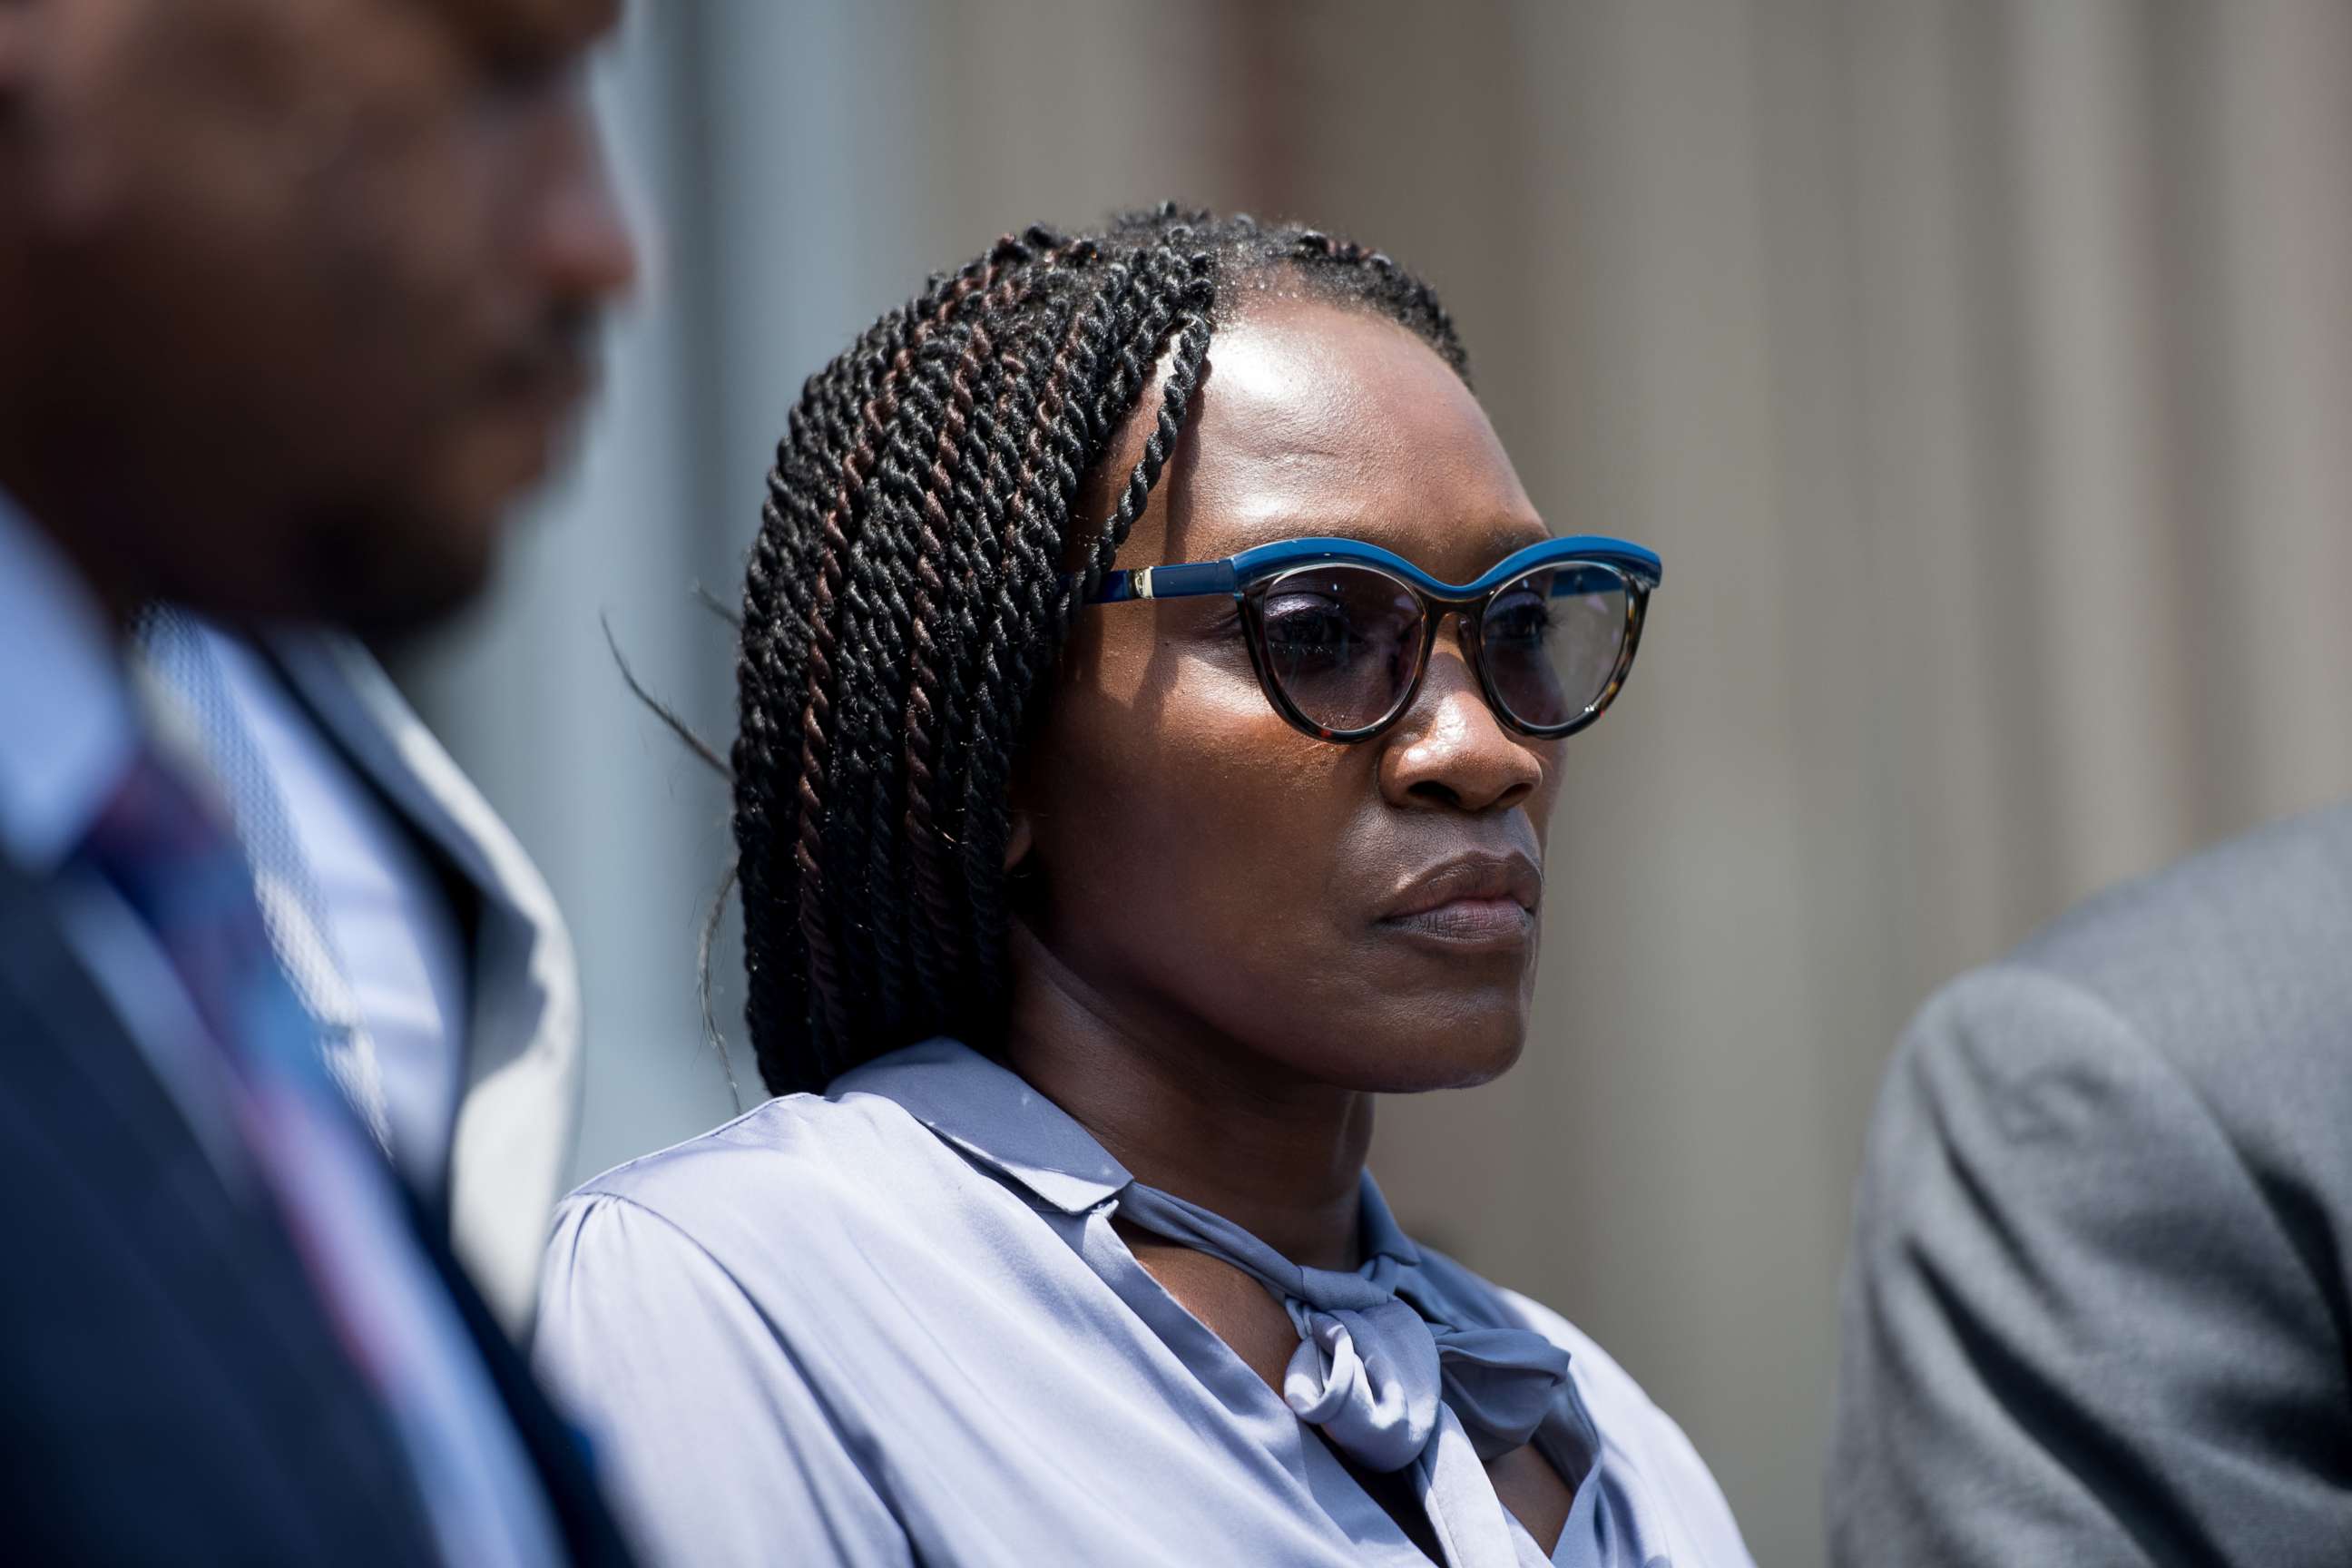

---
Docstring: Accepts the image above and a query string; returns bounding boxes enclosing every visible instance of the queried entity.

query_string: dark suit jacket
[0,852,635,1566]
[1832,804,2352,1565]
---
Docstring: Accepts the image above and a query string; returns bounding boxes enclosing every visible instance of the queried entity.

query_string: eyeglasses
[1084,535,1660,743]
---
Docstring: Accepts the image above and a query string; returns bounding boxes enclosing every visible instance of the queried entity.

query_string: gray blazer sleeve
[1831,963,2352,1567]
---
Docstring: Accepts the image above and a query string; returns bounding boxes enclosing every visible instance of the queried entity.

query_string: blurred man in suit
[0,0,639,1560]
[1833,805,2352,1565]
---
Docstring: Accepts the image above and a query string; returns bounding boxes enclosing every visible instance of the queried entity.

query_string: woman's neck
[1002,924,1374,1271]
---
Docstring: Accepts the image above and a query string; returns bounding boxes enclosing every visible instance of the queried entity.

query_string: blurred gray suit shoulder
[1832,803,2352,1567]
[270,631,584,1336]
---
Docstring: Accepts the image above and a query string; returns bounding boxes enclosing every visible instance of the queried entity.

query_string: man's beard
[281,495,503,646]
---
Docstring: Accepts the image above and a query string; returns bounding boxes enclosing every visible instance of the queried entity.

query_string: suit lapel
[0,855,444,1562]
[266,631,582,1333]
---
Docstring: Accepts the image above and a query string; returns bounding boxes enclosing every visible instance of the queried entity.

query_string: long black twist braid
[733,204,1472,1095]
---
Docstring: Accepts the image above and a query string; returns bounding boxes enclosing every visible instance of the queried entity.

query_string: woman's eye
[1486,593,1553,645]
[1261,598,1356,661]
[1264,598,1350,639]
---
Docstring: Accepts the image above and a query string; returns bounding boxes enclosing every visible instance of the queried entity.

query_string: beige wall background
[399,3,2352,1561]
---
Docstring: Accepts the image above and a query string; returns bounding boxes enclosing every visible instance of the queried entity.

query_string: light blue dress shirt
[142,615,470,1189]
[537,1039,1753,1567]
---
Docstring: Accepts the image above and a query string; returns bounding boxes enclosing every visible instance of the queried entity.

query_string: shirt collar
[1355,1169,1419,1269]
[0,489,137,872]
[830,1038,1136,1215]
[831,1037,1422,1271]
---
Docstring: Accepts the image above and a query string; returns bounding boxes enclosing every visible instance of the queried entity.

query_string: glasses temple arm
[1087,561,1240,604]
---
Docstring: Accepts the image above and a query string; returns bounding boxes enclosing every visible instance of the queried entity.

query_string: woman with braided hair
[538,206,1751,1567]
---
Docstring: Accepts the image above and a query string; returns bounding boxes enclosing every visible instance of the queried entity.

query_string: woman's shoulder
[554,1076,947,1254]
[1412,1249,1653,1413]
[1414,1248,1754,1562]
[1482,1279,1679,1437]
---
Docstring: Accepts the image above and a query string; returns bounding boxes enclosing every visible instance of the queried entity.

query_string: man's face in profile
[2,0,638,634]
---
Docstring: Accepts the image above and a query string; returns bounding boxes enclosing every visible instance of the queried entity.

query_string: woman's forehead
[1124,299,1545,573]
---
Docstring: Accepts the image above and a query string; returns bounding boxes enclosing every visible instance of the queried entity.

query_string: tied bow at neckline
[1114,1180,1572,1475]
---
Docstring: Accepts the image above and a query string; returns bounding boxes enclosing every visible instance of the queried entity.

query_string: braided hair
[732,204,1471,1096]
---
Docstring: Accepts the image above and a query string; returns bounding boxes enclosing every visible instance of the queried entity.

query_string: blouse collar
[831,1038,1132,1216]
[830,1037,1420,1269]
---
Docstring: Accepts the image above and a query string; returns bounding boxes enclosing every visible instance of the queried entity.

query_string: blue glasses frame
[1085,534,1661,743]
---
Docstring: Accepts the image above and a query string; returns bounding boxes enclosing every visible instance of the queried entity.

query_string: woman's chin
[1308,1025,1527,1095]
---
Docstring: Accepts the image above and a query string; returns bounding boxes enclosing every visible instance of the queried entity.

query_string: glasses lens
[1257,565,1426,733]
[1480,564,1632,731]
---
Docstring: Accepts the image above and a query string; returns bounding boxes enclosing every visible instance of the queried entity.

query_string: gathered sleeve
[534,1192,915,1568]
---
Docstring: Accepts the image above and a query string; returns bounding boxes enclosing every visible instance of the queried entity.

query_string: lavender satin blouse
[535,1040,1751,1567]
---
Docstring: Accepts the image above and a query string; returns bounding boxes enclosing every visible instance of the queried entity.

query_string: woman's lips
[1377,896,1537,948]
[1374,853,1543,950]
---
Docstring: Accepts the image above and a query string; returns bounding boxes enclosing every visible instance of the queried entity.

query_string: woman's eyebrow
[1477,519,1555,555]
[1215,507,1545,552]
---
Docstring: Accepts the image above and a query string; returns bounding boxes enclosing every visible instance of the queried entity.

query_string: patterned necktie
[75,740,341,1112]
[137,609,390,1149]
[73,738,407,1387]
